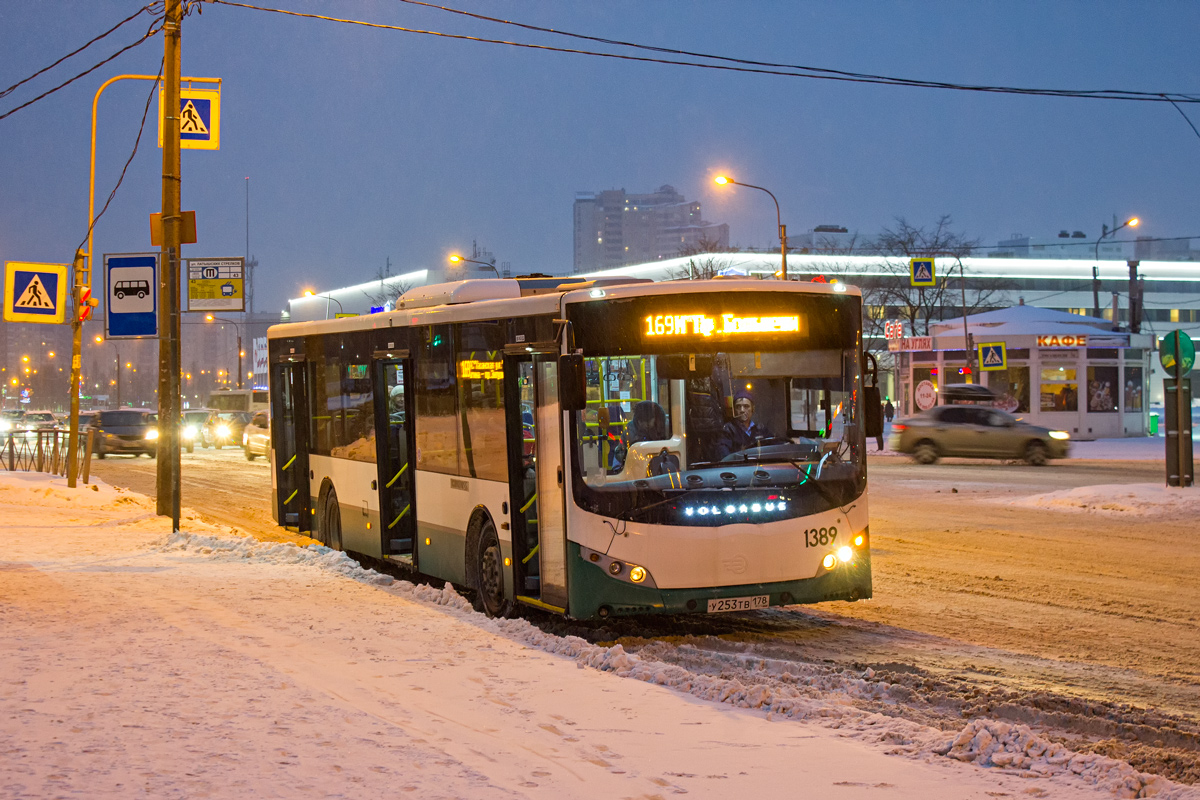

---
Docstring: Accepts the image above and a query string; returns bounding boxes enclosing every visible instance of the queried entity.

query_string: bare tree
[671,237,743,280]
[362,260,413,309]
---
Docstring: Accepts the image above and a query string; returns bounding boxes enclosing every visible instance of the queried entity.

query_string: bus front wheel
[475,520,513,618]
[320,487,343,551]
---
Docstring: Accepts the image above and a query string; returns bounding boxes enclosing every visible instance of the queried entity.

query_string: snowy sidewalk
[1,472,1191,799]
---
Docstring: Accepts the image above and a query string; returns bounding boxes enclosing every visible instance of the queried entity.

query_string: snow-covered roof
[929,304,1110,336]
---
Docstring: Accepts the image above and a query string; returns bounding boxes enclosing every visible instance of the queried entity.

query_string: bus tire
[913,440,939,464]
[473,517,513,618]
[319,483,343,551]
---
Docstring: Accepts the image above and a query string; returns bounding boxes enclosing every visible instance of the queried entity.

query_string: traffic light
[78,286,98,321]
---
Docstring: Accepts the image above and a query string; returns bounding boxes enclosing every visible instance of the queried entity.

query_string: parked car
[242,410,270,461]
[90,409,159,458]
[889,405,1070,466]
[204,410,252,449]
[180,409,211,453]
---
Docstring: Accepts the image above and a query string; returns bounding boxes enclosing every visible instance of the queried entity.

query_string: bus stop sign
[1160,331,1195,376]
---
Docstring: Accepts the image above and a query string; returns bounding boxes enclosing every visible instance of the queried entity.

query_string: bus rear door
[374,356,416,566]
[271,359,311,532]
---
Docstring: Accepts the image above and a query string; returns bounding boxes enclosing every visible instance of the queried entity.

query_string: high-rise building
[573,185,728,273]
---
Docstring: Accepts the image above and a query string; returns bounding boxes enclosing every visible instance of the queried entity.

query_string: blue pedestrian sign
[4,261,68,324]
[158,85,221,151]
[910,257,935,287]
[105,253,159,339]
[978,342,1007,371]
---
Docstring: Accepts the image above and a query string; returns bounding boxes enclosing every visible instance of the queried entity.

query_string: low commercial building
[893,305,1153,439]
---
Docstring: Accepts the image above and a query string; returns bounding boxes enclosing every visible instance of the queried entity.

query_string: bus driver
[716,391,774,459]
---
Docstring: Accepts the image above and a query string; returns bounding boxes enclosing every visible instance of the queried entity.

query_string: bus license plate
[707,595,769,613]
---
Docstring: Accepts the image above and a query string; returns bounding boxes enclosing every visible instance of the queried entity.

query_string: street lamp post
[1093,217,1140,319]
[204,315,244,389]
[94,336,122,408]
[714,175,788,280]
[303,289,344,320]
[448,254,500,278]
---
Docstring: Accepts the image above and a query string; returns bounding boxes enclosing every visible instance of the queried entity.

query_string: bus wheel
[321,487,343,551]
[475,520,513,618]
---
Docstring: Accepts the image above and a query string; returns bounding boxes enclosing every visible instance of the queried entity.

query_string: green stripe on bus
[520,493,537,513]
[521,543,539,564]
[385,462,408,488]
[284,489,298,505]
[281,454,296,471]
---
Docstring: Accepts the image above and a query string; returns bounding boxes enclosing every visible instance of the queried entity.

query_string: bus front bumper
[564,542,872,620]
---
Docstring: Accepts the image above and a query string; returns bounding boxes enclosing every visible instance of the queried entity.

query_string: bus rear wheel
[321,487,343,550]
[475,520,512,618]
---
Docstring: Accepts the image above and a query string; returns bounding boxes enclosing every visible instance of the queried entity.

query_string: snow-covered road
[77,449,1200,792]
[2,472,1193,799]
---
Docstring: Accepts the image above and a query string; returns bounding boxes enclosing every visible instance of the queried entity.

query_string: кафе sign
[1036,334,1088,347]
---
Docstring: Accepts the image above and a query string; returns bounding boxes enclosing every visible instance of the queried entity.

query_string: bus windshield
[567,291,865,524]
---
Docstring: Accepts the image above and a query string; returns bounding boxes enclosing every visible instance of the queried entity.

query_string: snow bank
[0,470,140,509]
[1009,483,1200,517]
[160,529,1197,799]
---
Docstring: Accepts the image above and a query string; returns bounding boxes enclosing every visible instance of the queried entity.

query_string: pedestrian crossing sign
[978,342,1007,371]
[4,261,68,324]
[910,257,936,287]
[158,85,221,150]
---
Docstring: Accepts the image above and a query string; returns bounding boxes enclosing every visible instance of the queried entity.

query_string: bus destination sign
[645,313,803,338]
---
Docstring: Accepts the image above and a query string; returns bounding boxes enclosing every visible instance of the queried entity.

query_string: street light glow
[1127,217,1140,228]
[303,289,314,297]
[714,175,730,185]
[448,254,463,263]
[205,314,215,321]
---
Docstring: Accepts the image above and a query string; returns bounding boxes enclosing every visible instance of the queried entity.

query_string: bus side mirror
[559,354,586,411]
[863,385,883,438]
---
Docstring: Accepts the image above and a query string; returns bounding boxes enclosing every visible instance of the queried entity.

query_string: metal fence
[1,429,94,483]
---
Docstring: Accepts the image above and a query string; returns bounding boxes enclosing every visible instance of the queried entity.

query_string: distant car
[23,411,57,432]
[204,410,252,449]
[0,409,25,434]
[242,410,270,461]
[90,409,159,458]
[180,409,211,453]
[889,405,1070,466]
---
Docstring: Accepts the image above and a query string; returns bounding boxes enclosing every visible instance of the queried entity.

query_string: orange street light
[713,174,788,280]
[448,253,499,277]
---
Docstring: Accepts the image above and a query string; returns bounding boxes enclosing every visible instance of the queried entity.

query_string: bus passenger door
[272,361,311,533]
[375,359,416,565]
[507,354,568,611]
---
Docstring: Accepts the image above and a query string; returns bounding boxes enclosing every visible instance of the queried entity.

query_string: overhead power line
[0,16,164,122]
[0,4,159,102]
[207,0,1200,104]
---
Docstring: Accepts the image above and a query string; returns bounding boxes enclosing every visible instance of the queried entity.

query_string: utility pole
[65,249,86,487]
[156,0,182,529]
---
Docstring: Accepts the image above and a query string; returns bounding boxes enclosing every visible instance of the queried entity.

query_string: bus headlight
[854,534,865,547]
[629,565,647,583]
[1049,430,1070,440]
[836,545,853,563]
[822,553,836,570]
[145,429,159,440]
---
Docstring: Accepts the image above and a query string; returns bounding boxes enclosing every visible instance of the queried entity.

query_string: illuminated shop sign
[1036,334,1088,347]
[459,359,503,379]
[644,313,804,338]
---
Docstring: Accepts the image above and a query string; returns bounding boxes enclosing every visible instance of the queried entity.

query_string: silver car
[889,405,1070,465]
[242,410,270,461]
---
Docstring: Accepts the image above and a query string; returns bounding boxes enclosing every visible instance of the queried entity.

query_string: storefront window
[1040,366,1078,412]
[990,366,1030,413]
[1087,366,1119,413]
[1124,366,1144,410]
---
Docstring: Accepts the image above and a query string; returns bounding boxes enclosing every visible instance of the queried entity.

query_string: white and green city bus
[267,277,880,619]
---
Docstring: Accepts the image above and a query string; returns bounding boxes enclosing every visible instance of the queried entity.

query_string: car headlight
[183,425,197,439]
[217,425,230,437]
[1049,431,1070,440]
[145,429,159,440]
[0,421,11,432]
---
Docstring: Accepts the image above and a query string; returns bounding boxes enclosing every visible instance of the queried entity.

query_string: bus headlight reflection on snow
[1049,430,1070,440]
[145,429,159,440]
[836,545,853,563]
